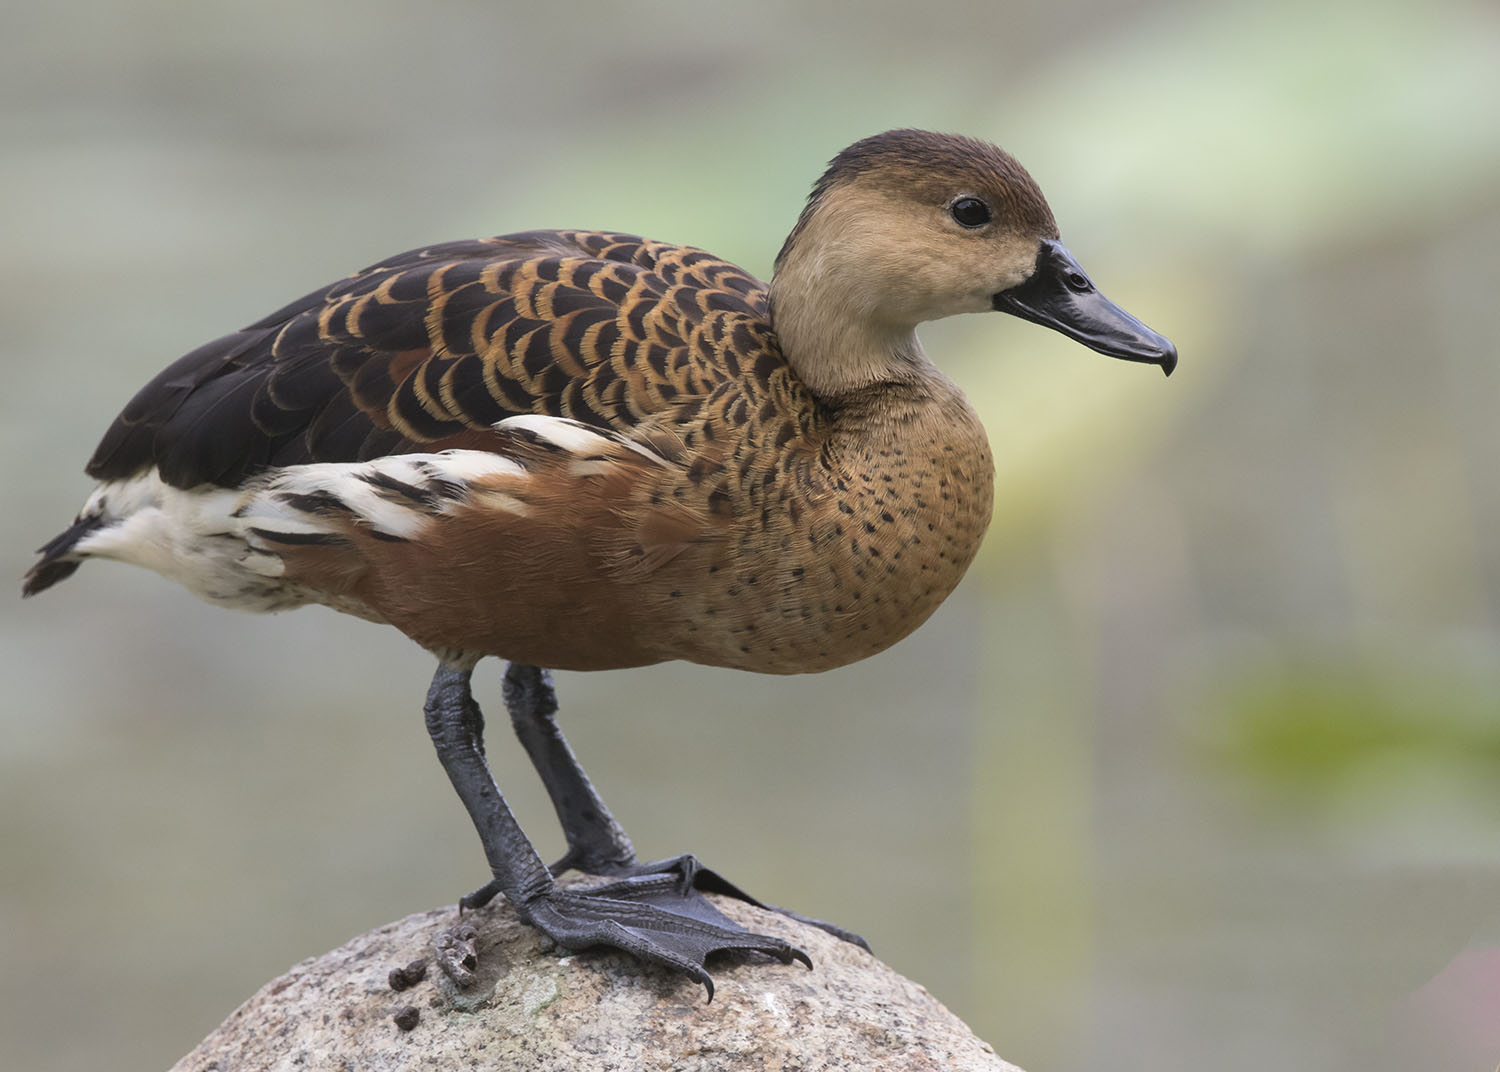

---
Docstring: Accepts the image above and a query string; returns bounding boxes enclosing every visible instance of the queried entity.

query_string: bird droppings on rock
[387,957,428,992]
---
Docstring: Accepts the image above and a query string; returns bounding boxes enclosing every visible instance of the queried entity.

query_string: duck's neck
[769,246,935,399]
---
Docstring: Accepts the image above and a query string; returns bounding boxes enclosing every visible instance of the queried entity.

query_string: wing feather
[85,232,780,489]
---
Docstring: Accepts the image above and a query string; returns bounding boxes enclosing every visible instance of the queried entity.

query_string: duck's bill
[993,239,1178,376]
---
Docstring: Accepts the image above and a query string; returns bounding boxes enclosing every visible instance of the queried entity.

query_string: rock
[171,885,1024,1071]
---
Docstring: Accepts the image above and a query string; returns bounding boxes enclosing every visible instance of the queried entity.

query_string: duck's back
[85,230,796,490]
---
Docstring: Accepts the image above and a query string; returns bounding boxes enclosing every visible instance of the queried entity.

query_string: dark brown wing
[85,230,777,488]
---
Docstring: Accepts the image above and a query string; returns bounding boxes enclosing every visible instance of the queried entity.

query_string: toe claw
[460,877,505,912]
[694,966,715,1003]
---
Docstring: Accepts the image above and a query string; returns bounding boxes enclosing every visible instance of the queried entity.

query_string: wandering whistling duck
[24,129,1176,997]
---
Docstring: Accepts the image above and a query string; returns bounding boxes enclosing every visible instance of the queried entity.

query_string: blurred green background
[4,1,1499,1069]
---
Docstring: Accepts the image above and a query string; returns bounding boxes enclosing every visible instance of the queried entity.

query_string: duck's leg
[500,662,637,876]
[423,660,808,997]
[497,661,870,951]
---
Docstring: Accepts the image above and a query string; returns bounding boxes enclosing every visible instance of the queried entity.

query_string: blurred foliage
[1207,660,1500,789]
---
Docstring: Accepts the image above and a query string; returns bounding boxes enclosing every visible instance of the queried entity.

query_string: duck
[23,129,1176,997]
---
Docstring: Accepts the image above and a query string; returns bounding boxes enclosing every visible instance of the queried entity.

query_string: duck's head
[770,129,1176,394]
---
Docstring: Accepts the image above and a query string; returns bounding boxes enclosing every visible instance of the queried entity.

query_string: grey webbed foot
[578,852,871,952]
[518,882,810,999]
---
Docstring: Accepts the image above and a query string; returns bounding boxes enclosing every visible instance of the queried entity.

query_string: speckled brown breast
[634,378,995,674]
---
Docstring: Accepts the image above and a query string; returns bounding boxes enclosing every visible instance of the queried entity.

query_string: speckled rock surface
[171,885,1023,1071]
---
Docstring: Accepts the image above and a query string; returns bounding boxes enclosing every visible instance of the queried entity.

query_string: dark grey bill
[993,239,1178,376]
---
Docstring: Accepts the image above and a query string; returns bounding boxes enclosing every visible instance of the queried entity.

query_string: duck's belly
[266,458,993,674]
[351,524,985,675]
[304,427,993,674]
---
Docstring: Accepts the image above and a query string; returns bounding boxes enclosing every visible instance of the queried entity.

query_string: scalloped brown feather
[86,231,807,490]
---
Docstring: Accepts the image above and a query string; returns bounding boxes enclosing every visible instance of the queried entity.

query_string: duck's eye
[949,197,992,228]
